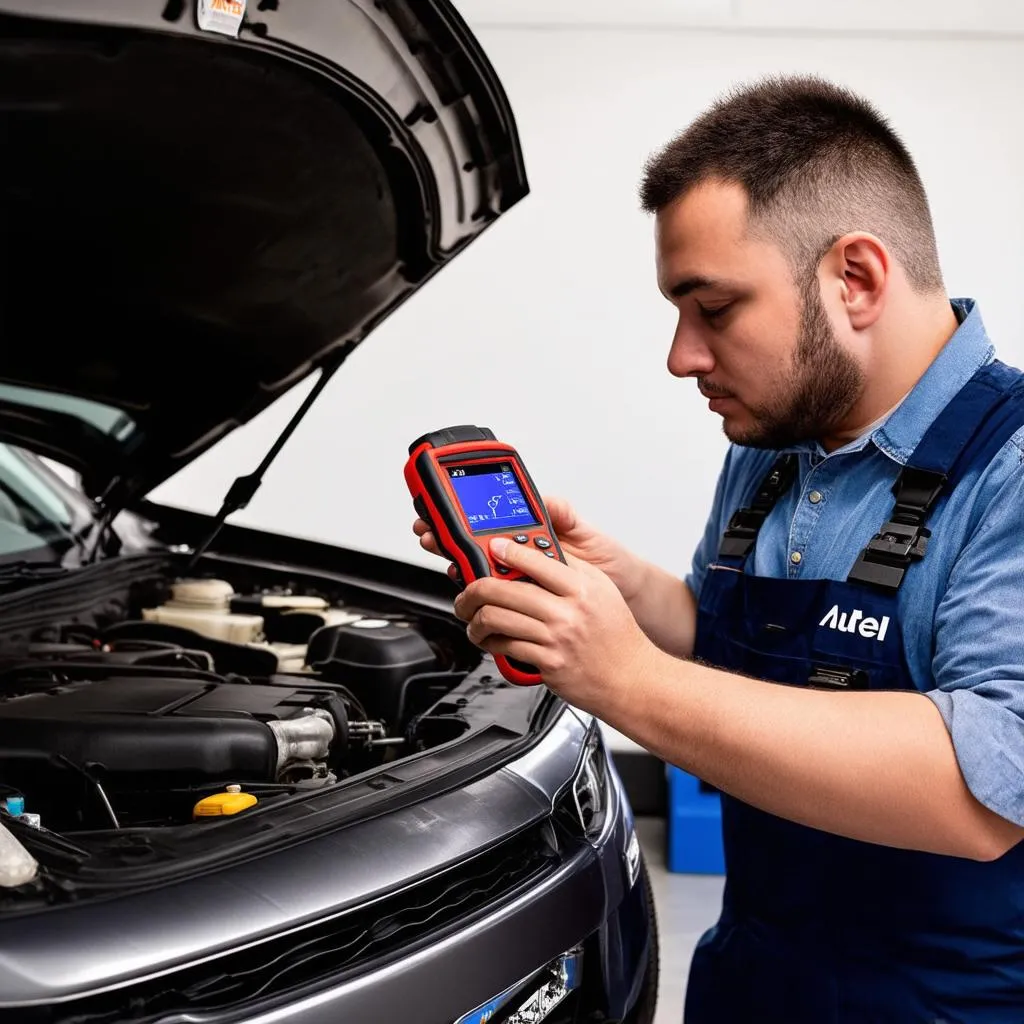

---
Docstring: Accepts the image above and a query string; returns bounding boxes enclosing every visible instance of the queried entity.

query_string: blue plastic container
[665,766,725,874]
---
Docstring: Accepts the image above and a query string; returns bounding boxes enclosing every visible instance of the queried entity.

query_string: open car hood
[0,0,527,509]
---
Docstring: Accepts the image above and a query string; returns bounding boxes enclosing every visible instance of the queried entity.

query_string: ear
[823,233,890,330]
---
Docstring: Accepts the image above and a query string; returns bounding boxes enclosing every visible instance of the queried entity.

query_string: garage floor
[635,817,725,1024]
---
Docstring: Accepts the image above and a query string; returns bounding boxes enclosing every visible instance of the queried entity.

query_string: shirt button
[790,551,802,565]
[808,490,823,504]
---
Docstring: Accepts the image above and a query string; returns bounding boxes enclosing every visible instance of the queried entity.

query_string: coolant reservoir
[142,579,265,644]
[258,643,309,673]
[256,595,328,610]
[193,785,258,819]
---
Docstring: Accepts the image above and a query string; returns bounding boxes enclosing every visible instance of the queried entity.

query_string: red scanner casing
[404,425,565,686]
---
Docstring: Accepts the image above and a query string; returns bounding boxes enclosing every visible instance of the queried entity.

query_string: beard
[719,280,865,450]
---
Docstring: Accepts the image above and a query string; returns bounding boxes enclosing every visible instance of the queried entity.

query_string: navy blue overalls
[685,361,1024,1023]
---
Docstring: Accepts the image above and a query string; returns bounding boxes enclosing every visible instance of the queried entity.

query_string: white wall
[456,0,1024,34]
[149,6,1024,591]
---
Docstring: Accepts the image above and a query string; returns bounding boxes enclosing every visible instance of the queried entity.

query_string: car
[0,2,660,1022]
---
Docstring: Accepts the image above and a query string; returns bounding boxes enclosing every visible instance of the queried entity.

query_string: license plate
[454,948,582,1024]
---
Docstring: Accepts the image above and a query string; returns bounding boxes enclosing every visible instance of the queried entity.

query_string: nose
[666,315,715,379]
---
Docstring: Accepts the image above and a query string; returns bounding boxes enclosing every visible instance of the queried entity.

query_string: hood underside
[0,1,527,506]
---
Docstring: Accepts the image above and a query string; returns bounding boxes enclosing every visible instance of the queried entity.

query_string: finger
[479,635,552,675]
[417,530,442,556]
[560,549,605,579]
[541,494,578,534]
[488,537,578,597]
[454,574,562,623]
[412,519,457,576]
[422,544,458,578]
[466,605,550,647]
[413,519,441,552]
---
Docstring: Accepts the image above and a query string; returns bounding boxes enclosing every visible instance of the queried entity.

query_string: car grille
[7,825,559,1024]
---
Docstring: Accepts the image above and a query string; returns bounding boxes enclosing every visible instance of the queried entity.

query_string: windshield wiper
[0,560,70,592]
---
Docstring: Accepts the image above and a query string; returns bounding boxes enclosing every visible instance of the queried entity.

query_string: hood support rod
[184,353,347,573]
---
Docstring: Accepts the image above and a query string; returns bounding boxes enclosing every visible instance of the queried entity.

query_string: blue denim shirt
[686,299,1024,827]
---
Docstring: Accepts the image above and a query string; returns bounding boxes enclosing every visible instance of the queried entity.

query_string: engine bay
[0,571,493,839]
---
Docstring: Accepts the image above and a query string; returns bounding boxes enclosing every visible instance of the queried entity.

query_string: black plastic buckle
[719,508,768,559]
[847,467,945,592]
[848,521,931,590]
[891,466,947,519]
[866,519,930,561]
[809,665,869,691]
[717,455,799,560]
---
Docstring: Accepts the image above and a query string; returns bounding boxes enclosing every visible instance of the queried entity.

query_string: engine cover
[0,676,347,784]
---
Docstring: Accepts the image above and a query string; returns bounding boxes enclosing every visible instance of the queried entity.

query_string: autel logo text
[818,604,890,642]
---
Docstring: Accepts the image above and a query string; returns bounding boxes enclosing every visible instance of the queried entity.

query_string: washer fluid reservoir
[142,579,264,644]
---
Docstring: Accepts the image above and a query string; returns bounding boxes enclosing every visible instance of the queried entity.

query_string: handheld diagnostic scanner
[404,425,565,685]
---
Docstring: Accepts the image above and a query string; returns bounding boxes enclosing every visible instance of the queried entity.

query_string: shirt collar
[782,298,994,465]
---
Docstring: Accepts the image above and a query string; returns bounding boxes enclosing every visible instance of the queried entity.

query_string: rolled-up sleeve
[928,462,1024,827]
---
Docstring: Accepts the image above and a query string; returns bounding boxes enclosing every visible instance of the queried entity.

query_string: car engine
[0,577,464,833]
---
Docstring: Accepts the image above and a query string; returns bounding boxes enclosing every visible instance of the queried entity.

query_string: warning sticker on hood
[197,0,246,37]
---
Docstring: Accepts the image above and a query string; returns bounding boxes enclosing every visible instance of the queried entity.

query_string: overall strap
[717,454,799,564]
[849,361,1024,591]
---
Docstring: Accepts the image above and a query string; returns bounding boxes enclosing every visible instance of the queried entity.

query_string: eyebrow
[667,275,734,298]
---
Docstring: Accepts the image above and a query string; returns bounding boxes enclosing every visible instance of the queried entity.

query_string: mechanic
[413,75,1024,1022]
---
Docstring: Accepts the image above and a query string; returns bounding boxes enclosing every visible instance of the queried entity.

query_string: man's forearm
[621,560,697,659]
[601,648,1024,861]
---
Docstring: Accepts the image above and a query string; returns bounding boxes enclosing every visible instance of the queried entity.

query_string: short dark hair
[638,75,944,293]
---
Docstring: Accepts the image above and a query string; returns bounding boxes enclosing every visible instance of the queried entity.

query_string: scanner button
[496,565,511,575]
[543,550,556,558]
[513,533,529,544]
[534,537,552,549]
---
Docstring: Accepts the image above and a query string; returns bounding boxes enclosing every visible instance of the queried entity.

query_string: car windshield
[0,383,136,442]
[0,444,90,563]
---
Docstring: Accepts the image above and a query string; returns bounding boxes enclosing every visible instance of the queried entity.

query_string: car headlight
[624,826,642,889]
[569,725,611,840]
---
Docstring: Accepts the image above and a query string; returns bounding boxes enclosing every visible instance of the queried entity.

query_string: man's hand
[413,495,644,596]
[451,536,659,711]
[412,495,698,657]
[414,509,1024,860]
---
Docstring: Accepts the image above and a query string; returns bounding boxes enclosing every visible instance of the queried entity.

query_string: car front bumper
[0,709,653,1024]
[221,752,649,1024]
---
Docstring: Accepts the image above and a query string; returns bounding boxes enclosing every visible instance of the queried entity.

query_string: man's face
[655,179,864,449]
